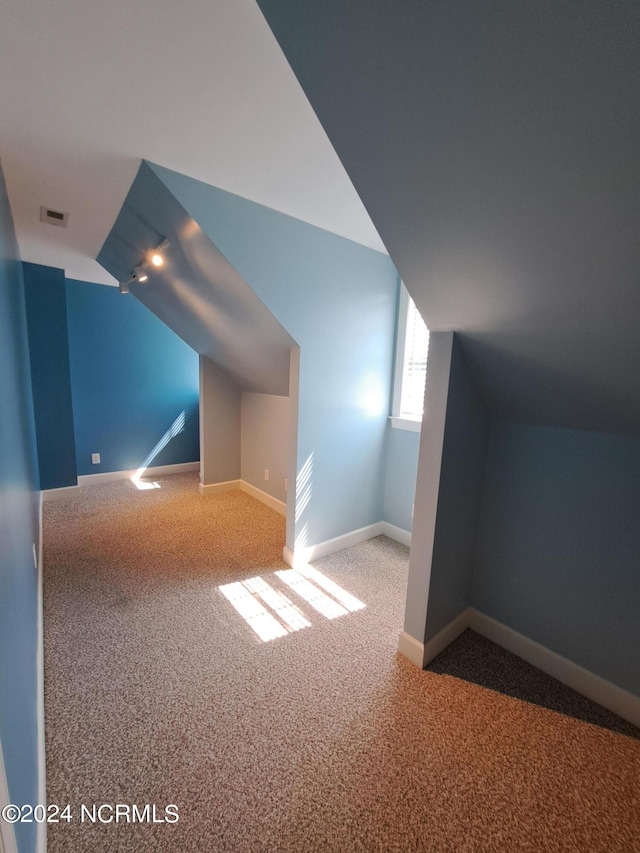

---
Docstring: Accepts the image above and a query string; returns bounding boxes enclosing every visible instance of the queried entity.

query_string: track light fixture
[133,265,148,283]
[119,238,169,293]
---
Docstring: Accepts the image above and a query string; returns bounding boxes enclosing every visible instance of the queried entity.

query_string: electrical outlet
[91,452,101,465]
[264,469,270,481]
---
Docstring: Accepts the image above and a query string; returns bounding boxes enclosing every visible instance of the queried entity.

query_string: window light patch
[218,567,365,643]
[275,569,348,620]
[219,581,288,643]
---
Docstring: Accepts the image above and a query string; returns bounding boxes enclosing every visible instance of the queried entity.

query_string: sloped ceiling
[257,0,640,435]
[0,0,384,287]
[98,162,295,396]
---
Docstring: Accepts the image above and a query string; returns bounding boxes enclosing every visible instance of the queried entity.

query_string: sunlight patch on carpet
[296,564,365,612]
[219,567,365,642]
[218,581,289,642]
[242,576,311,633]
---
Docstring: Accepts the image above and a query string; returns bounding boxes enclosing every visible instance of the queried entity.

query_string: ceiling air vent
[40,206,69,227]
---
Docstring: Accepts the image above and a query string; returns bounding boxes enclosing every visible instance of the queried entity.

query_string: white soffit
[0,0,385,286]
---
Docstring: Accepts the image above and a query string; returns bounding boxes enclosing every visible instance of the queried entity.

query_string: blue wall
[425,335,490,641]
[23,263,77,490]
[473,423,640,695]
[0,163,40,853]
[66,279,199,476]
[150,163,398,546]
[383,428,419,532]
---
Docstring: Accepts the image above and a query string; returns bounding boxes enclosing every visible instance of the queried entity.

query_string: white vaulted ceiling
[0,0,385,286]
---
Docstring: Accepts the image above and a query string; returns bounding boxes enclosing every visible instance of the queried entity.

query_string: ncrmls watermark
[80,804,179,824]
[1,803,179,824]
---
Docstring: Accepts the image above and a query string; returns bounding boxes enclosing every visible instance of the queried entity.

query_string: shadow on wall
[426,630,640,740]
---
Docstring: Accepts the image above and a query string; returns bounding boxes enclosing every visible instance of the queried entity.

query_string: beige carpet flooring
[43,473,640,852]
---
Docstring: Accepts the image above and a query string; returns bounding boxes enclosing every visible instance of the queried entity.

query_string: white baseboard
[44,462,200,498]
[281,520,408,568]
[398,630,428,668]
[423,608,472,665]
[198,479,287,520]
[283,521,385,568]
[399,608,471,670]
[199,479,241,495]
[398,606,640,729]
[0,738,18,853]
[469,609,640,729]
[37,494,46,853]
[239,481,286,516]
[398,607,640,729]
[78,461,199,487]
[42,484,80,502]
[380,521,411,547]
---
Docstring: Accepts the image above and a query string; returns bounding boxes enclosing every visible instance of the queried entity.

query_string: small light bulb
[151,253,164,267]
[133,264,149,282]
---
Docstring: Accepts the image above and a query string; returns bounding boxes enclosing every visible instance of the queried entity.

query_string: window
[391,283,430,431]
